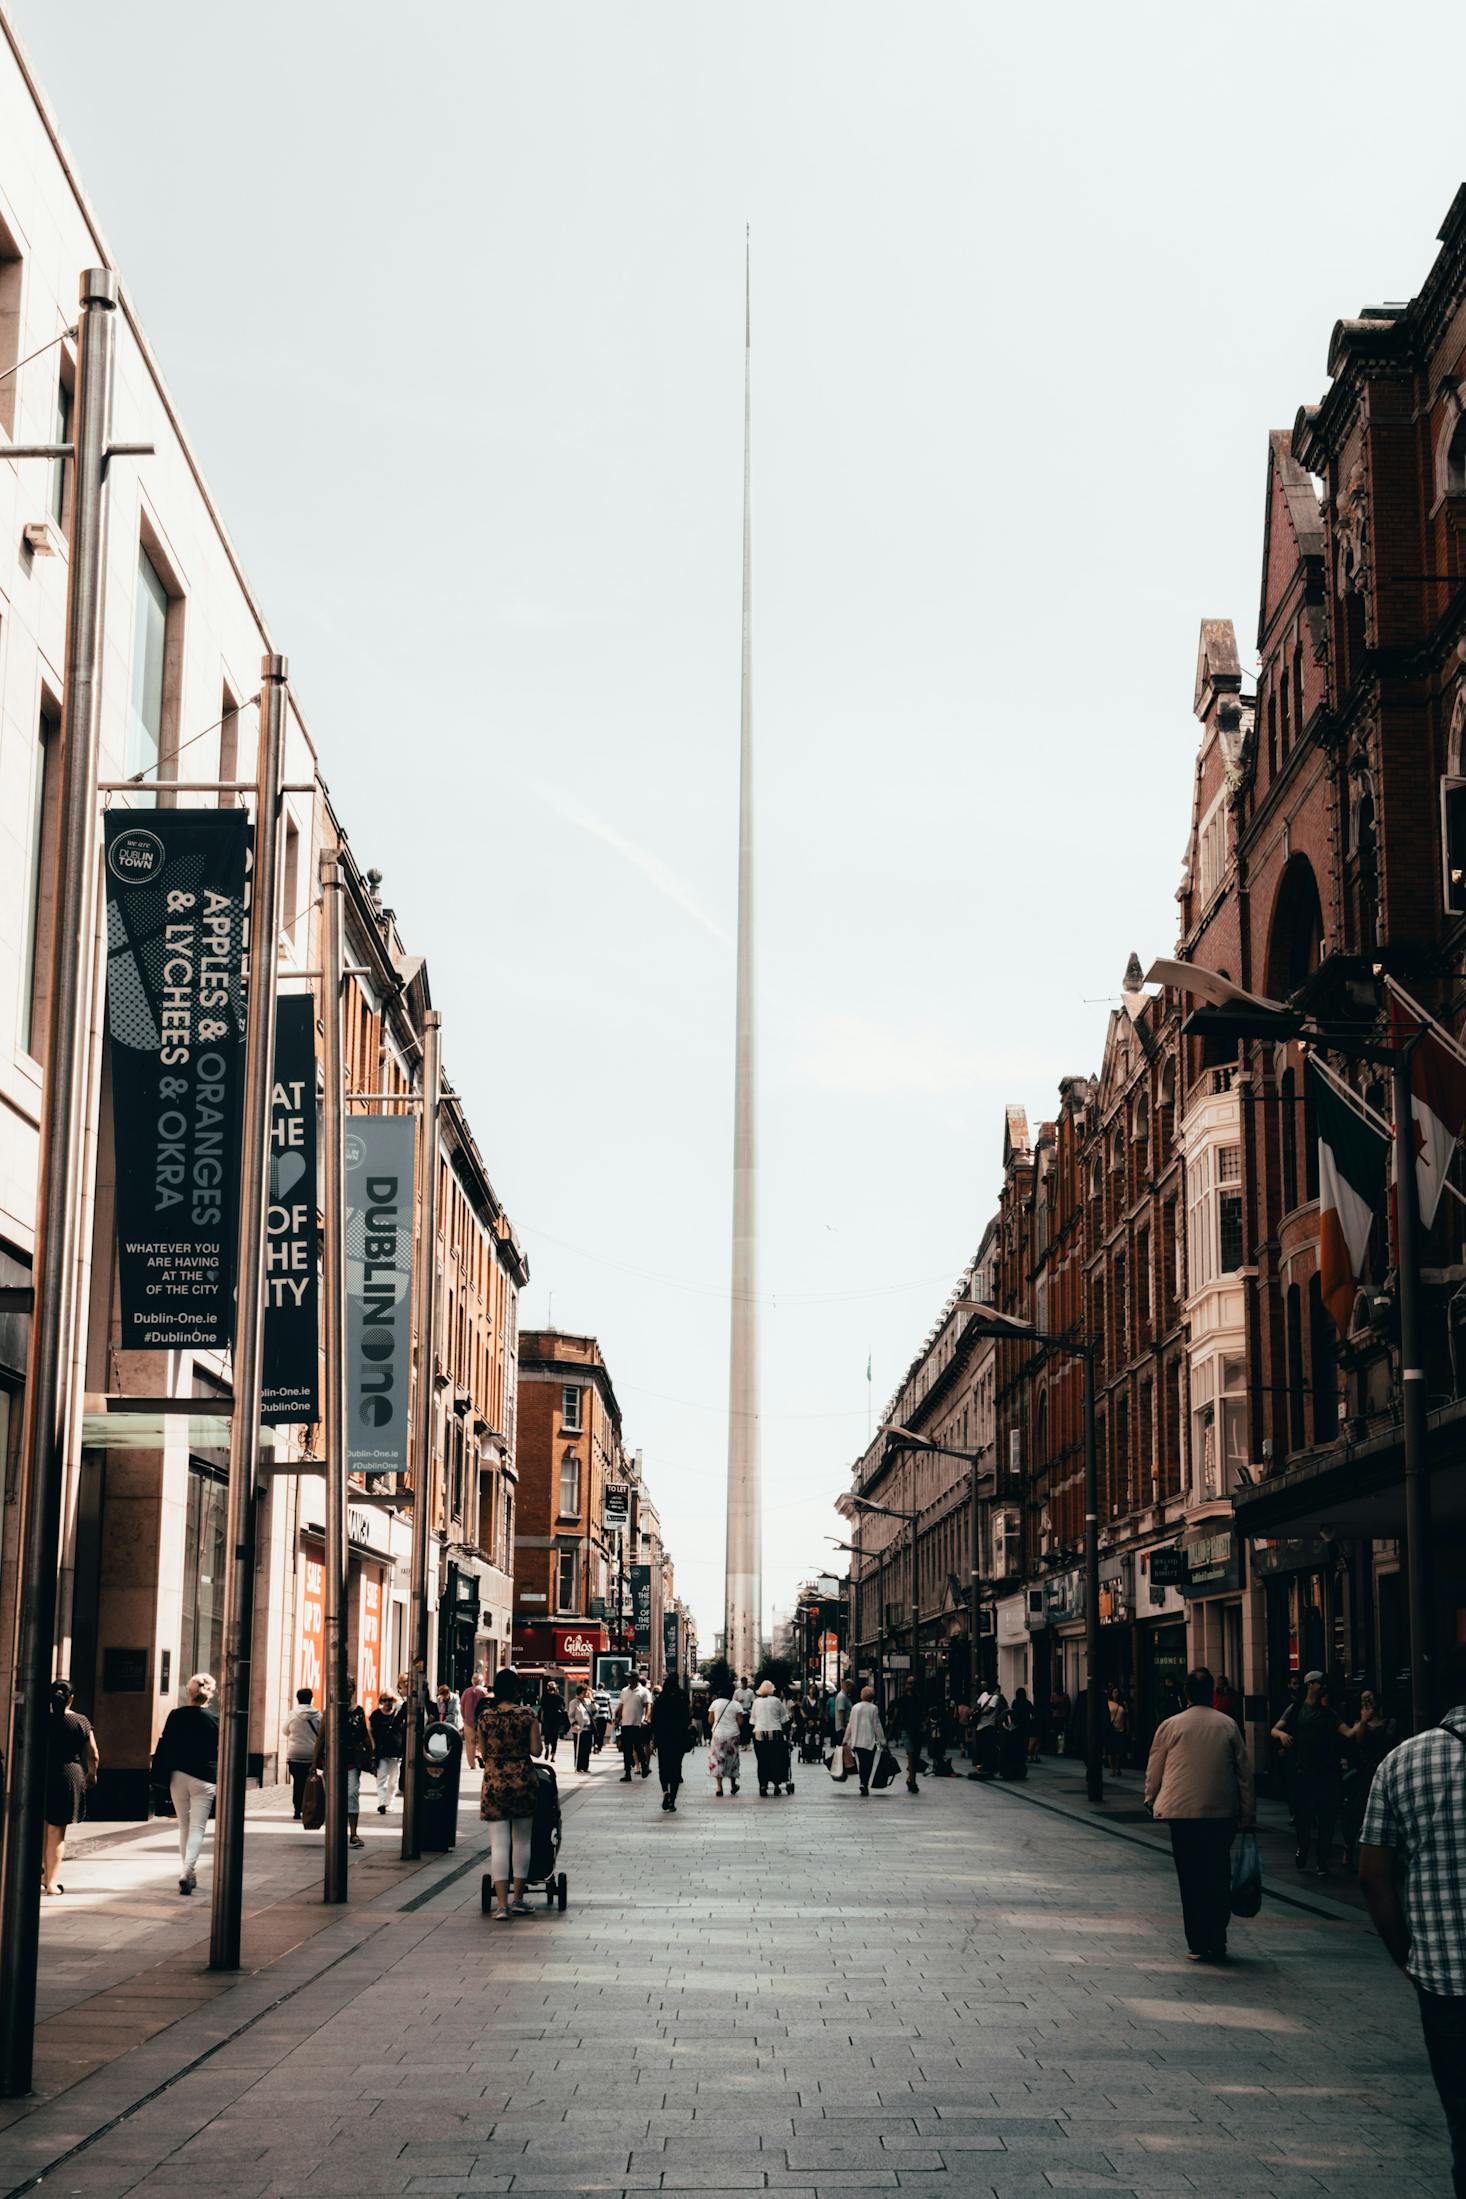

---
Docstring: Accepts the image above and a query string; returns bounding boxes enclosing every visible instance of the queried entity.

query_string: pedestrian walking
[832,1675,852,1749]
[1106,1684,1130,1776]
[1340,1687,1397,1869]
[1212,1672,1243,1727]
[311,1677,376,1847]
[591,1691,609,1753]
[283,1687,322,1818]
[150,1672,219,1897]
[1271,1670,1343,1875]
[434,1682,463,1731]
[460,1670,488,1766]
[734,1674,755,1751]
[1010,1686,1037,1762]
[1144,1666,1255,1964]
[1048,1682,1071,1756]
[369,1690,405,1814]
[750,1679,791,1796]
[652,1676,692,1811]
[540,1681,568,1763]
[844,1686,886,1797]
[707,1687,743,1797]
[568,1683,593,1773]
[1359,1648,1466,2195]
[476,1666,543,1921]
[615,1672,652,1781]
[887,1674,925,1792]
[42,1679,98,1896]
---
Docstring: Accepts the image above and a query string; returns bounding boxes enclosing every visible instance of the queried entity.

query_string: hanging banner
[630,1562,653,1655]
[345,1114,415,1476]
[662,1608,679,1679]
[103,812,248,1349]
[263,996,319,1424]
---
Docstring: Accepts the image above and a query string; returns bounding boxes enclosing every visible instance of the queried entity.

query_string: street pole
[318,851,349,1901]
[1082,1344,1104,1806]
[400,1010,442,1861]
[0,269,119,2099]
[210,655,289,1970]
[1391,1044,1434,1733]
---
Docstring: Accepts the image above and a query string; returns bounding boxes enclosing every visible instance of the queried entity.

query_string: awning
[1232,1398,1466,1540]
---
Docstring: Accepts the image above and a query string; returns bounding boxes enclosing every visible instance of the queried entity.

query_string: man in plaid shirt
[1359,1649,1466,2195]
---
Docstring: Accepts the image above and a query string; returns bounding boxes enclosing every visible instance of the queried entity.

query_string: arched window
[1266,855,1324,1002]
[1285,1285,1306,1453]
[1309,1275,1338,1443]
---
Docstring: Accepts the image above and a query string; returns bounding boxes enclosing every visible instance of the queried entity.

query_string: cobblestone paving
[1,1749,1450,2198]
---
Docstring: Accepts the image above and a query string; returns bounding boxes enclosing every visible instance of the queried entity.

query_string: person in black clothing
[1271,1671,1343,1875]
[540,1683,568,1763]
[44,1679,98,1895]
[151,1673,219,1895]
[369,1692,406,1815]
[888,1676,926,1793]
[1010,1687,1036,1763]
[651,1678,692,1811]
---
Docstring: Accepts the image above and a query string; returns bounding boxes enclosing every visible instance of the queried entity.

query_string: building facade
[512,1329,629,1690]
[0,15,527,1816]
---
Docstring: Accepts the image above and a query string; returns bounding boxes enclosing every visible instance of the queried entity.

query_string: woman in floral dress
[477,1668,543,1919]
[707,1690,743,1797]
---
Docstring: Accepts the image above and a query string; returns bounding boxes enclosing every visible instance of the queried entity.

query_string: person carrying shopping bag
[844,1686,887,1797]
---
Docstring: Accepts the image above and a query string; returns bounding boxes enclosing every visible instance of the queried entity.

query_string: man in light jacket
[1144,1666,1255,1963]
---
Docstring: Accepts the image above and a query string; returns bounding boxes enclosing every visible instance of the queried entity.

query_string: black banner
[662,1608,678,1679]
[631,1562,653,1655]
[262,995,319,1424]
[104,812,248,1349]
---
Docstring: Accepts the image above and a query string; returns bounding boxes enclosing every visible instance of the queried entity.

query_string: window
[0,216,20,438]
[561,1384,583,1432]
[1267,691,1278,778]
[1218,1186,1244,1274]
[1293,646,1305,742]
[1280,1068,1299,1212]
[181,1463,229,1686]
[282,817,301,948]
[50,368,72,530]
[1197,793,1230,903]
[19,701,58,1059]
[558,1451,581,1518]
[555,1546,579,1613]
[1286,1285,1306,1452]
[1310,1276,1338,1442]
[1136,1226,1151,1331]
[128,547,170,784]
[1279,668,1291,759]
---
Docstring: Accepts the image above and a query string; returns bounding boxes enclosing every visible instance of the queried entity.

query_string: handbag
[828,1742,850,1782]
[301,1770,326,1831]
[1229,1830,1263,1918]
[871,1745,900,1791]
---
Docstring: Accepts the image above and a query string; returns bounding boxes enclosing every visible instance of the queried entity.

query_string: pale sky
[15,1,1465,1647]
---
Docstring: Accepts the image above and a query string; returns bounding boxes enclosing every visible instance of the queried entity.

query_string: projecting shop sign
[262,996,319,1424]
[630,1562,653,1654]
[345,1115,415,1475]
[103,812,248,1349]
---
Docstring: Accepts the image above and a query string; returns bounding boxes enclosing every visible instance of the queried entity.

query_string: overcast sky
[14,1,1465,1648]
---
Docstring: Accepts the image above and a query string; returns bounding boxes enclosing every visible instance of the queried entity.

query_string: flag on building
[1389,997,1466,1230]
[1311,1059,1387,1332]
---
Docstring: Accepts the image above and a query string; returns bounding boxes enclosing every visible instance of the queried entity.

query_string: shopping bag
[1229,1830,1262,1918]
[870,1745,900,1790]
[828,1743,850,1782]
[301,1770,326,1830]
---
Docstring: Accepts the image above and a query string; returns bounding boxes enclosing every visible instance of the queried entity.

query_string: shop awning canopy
[1233,1398,1466,1540]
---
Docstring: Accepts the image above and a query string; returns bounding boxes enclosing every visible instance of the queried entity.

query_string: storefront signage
[513,1620,609,1670]
[359,1572,383,1710]
[1181,1526,1243,1596]
[298,1547,325,1695]
[1099,1553,1133,1626]
[345,1115,415,1475]
[1044,1569,1085,1624]
[1147,1545,1187,1589]
[104,811,248,1349]
[996,1593,1029,1646]
[630,1562,653,1653]
[263,995,319,1424]
[604,1484,629,1525]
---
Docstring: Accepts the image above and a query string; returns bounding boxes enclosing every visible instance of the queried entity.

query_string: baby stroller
[481,1761,567,1914]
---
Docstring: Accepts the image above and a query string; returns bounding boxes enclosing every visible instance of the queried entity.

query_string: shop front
[994,1592,1030,1700]
[1178,1522,1245,1693]
[1041,1567,1086,1697]
[512,1619,609,1696]
[439,1561,481,1690]
[1252,1534,1350,1720]
[1133,1542,1188,1750]
[1098,1552,1134,1698]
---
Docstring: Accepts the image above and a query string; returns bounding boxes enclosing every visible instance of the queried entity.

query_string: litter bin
[416,1719,463,1851]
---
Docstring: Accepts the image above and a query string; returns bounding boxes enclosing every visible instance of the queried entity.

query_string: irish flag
[1390,998,1466,1229]
[1312,1061,1387,1333]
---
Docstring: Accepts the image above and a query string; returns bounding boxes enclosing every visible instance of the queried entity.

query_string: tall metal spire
[724,229,761,1676]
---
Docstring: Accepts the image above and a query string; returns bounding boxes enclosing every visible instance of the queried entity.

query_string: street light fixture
[1146,956,1435,1733]
[949,1302,1104,1806]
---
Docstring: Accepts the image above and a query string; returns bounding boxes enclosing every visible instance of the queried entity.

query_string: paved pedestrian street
[0,1753,1451,2199]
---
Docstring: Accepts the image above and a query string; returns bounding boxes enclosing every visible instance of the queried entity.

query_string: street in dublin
[1,4,1466,2195]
